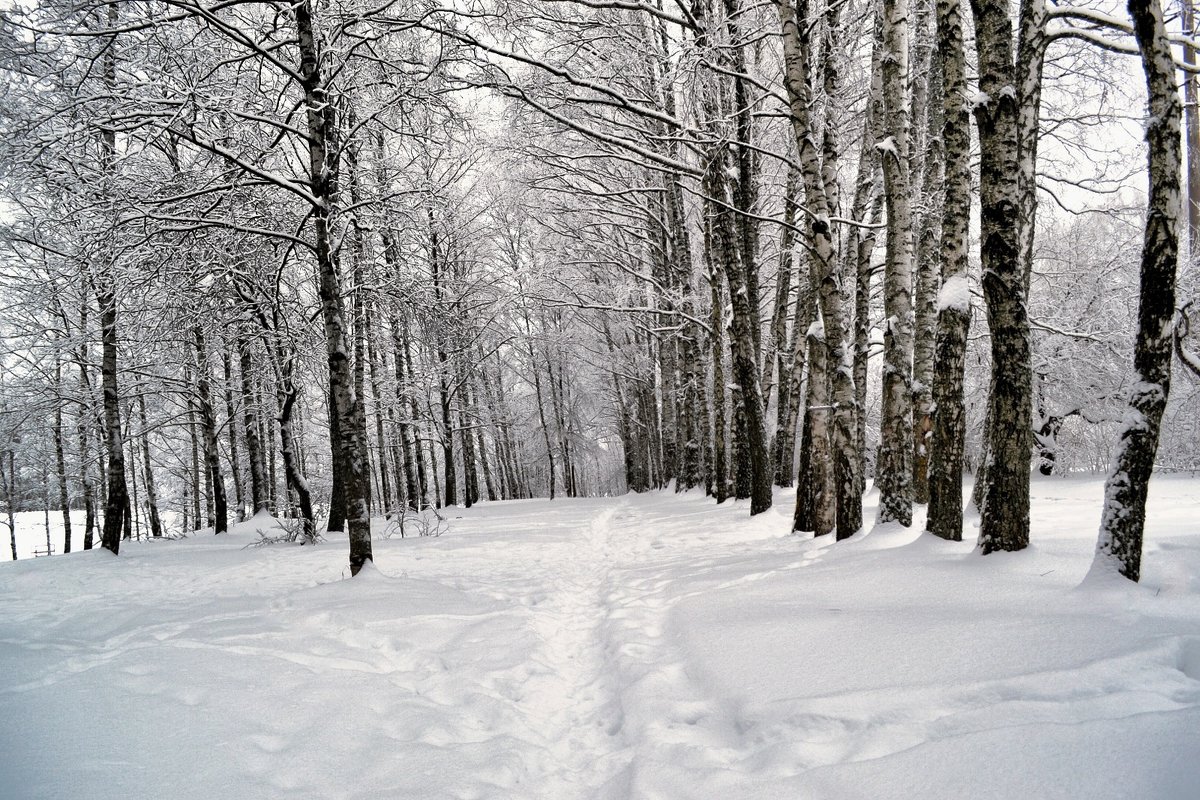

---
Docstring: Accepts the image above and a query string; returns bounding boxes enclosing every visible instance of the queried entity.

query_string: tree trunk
[389,316,423,509]
[77,370,96,551]
[971,0,1033,553]
[876,0,916,527]
[95,6,124,556]
[136,394,163,538]
[926,0,973,541]
[53,352,73,553]
[797,324,836,535]
[1185,0,1200,255]
[124,413,137,541]
[706,158,772,515]
[295,0,371,573]
[237,336,269,515]
[96,285,128,555]
[522,311,557,499]
[778,0,859,535]
[707,212,728,504]
[4,450,16,560]
[776,268,817,488]
[793,388,816,533]
[911,22,945,505]
[327,376,347,531]
[193,327,228,534]
[769,170,800,486]
[366,312,394,516]
[222,346,245,522]
[1091,0,1180,582]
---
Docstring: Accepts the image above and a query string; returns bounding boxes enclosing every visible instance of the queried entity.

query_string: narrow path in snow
[509,504,633,798]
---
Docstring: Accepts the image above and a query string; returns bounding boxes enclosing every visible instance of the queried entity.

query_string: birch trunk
[778,0,860,535]
[876,0,916,526]
[970,0,1033,553]
[76,318,96,550]
[4,452,15,560]
[767,168,799,484]
[926,0,973,541]
[1091,0,1181,582]
[366,311,393,515]
[911,27,944,505]
[776,266,817,488]
[798,322,836,535]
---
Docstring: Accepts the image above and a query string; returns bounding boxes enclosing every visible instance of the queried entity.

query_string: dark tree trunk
[366,315,394,516]
[222,346,245,522]
[295,0,370,572]
[794,396,817,534]
[775,272,816,488]
[193,327,228,535]
[707,241,728,504]
[326,376,347,532]
[53,353,73,553]
[5,451,17,560]
[276,360,315,541]
[1036,413,1065,476]
[97,287,127,555]
[706,161,772,515]
[136,395,163,538]
[95,7,124,556]
[237,336,269,515]
[971,0,1033,553]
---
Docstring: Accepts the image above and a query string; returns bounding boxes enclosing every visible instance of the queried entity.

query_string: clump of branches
[247,517,323,548]
[382,507,447,539]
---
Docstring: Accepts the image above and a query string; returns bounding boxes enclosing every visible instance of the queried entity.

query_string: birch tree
[1090,0,1181,582]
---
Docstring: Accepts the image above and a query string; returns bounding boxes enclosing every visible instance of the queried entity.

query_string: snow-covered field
[2,475,1199,799]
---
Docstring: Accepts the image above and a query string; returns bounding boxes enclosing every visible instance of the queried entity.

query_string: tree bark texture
[779,0,859,535]
[1092,0,1181,582]
[926,0,973,541]
[971,0,1033,553]
[876,0,916,527]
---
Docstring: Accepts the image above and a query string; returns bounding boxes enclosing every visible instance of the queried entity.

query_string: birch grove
[0,0,1195,580]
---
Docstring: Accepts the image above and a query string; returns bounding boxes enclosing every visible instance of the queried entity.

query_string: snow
[3,476,1200,798]
[936,273,971,313]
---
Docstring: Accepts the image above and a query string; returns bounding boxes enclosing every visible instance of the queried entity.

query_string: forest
[1,0,1199,577]
[4,1,1200,797]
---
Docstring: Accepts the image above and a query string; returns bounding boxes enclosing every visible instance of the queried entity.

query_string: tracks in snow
[508,504,633,799]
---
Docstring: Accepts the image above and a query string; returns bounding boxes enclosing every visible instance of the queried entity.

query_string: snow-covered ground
[2,475,1198,799]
